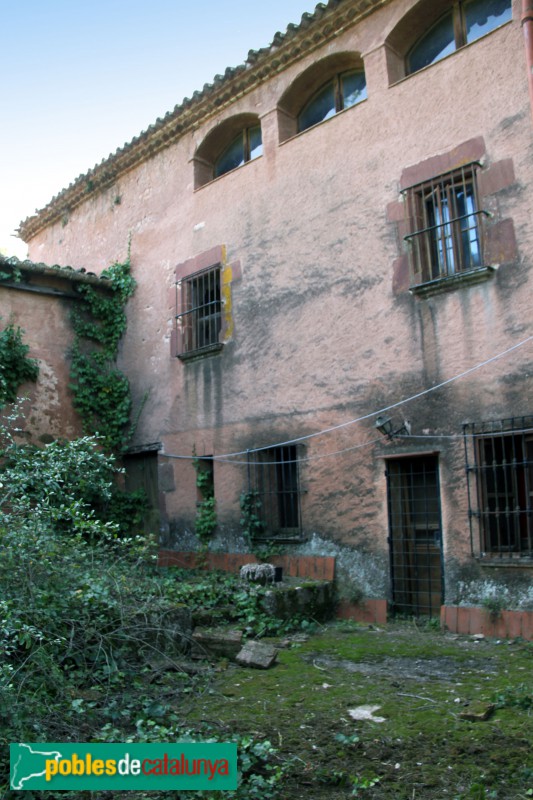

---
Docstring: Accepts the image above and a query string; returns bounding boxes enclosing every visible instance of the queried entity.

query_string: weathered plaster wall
[0,281,82,441]
[25,0,533,606]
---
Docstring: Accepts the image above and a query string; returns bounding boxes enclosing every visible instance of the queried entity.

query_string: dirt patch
[303,653,499,681]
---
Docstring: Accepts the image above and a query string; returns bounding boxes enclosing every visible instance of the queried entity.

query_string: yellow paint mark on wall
[221,263,233,339]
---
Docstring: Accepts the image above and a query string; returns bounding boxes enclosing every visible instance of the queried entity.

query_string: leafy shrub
[239,490,265,543]
[0,417,145,538]
[0,320,39,405]
[0,418,297,799]
[492,684,533,710]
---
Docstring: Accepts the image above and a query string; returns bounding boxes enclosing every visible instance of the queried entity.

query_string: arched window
[214,125,262,179]
[297,70,367,133]
[407,0,512,75]
[193,114,262,188]
[277,53,367,142]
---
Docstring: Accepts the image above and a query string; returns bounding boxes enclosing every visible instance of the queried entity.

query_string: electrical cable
[160,333,533,463]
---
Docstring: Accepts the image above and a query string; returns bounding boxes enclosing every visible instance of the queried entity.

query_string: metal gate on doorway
[386,455,443,617]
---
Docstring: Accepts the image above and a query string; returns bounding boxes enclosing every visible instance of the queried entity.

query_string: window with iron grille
[404,164,487,286]
[175,266,222,357]
[247,445,302,538]
[464,417,533,558]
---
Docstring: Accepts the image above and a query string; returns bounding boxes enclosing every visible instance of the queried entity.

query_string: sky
[0,0,315,258]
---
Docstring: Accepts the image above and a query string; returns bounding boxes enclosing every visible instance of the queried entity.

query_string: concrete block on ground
[236,640,278,669]
[191,628,244,660]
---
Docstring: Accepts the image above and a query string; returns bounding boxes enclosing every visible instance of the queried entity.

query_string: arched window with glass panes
[214,125,263,179]
[407,0,512,75]
[297,69,367,133]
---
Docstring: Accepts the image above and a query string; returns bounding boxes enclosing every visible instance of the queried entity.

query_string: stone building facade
[18,0,533,623]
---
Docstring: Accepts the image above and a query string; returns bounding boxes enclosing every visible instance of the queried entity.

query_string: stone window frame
[387,137,518,298]
[171,245,241,361]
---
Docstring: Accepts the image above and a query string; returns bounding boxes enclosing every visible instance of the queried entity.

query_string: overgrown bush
[0,414,293,798]
[0,408,145,538]
[0,320,39,405]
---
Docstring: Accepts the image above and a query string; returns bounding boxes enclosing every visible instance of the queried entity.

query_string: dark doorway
[386,455,443,617]
[124,450,160,536]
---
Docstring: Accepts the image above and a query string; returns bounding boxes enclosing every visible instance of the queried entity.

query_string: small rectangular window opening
[176,266,222,356]
[464,417,533,558]
[247,444,302,538]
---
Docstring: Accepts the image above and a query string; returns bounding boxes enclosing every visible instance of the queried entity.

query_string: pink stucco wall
[0,274,83,442]
[24,0,533,611]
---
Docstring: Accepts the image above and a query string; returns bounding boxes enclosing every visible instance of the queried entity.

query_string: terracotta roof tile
[0,254,111,287]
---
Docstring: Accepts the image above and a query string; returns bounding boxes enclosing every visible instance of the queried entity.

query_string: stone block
[235,641,278,669]
[191,628,244,660]
[260,580,336,621]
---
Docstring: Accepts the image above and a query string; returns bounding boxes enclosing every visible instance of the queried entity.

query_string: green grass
[183,621,533,799]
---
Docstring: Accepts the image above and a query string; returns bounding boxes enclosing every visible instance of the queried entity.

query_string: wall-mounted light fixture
[374,415,411,440]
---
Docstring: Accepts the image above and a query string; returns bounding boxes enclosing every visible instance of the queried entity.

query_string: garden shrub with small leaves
[0,319,38,405]
[0,411,295,799]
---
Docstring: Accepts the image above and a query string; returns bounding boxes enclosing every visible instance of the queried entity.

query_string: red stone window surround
[170,245,241,361]
[387,137,518,297]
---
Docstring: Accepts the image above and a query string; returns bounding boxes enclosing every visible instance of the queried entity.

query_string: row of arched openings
[194,0,511,188]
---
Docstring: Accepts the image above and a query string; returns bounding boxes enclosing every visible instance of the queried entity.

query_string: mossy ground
[185,620,533,799]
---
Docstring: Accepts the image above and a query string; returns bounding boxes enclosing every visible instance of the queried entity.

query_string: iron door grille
[386,456,443,617]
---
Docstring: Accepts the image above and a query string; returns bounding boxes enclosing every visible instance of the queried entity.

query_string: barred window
[464,417,533,558]
[175,266,222,357]
[404,164,487,286]
[247,445,302,538]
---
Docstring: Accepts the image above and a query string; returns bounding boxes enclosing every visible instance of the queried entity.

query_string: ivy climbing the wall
[69,257,136,454]
[240,489,266,544]
[0,320,39,407]
[193,452,217,546]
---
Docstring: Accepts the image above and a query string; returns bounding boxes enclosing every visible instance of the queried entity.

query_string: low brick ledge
[337,599,388,625]
[158,550,336,581]
[158,553,533,637]
[441,605,533,640]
